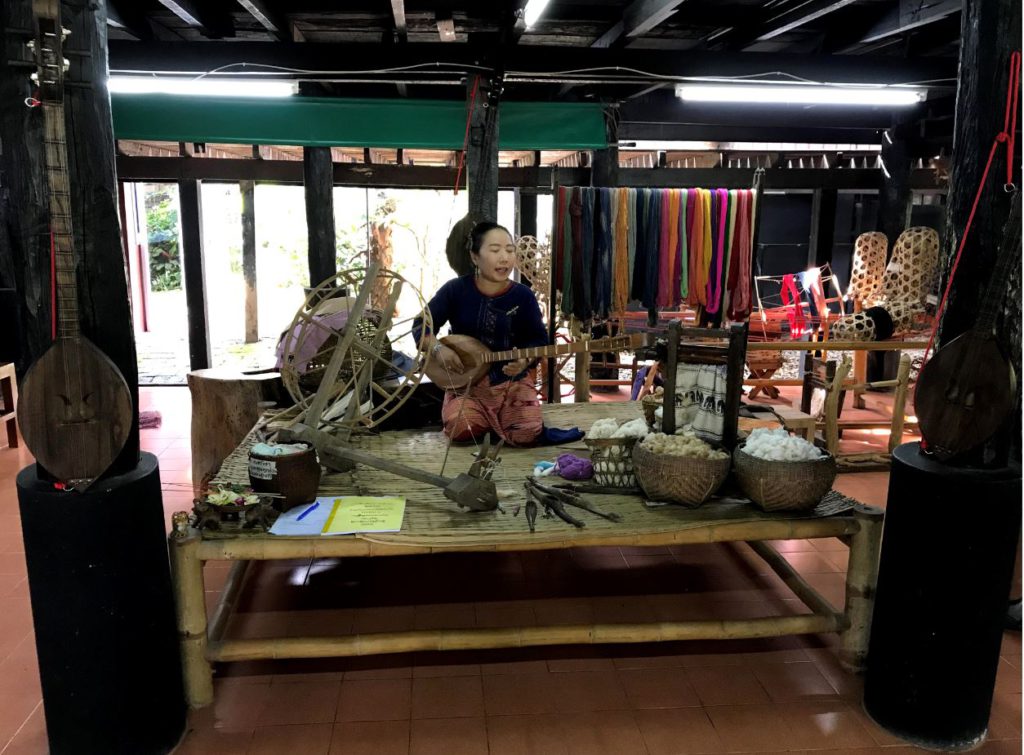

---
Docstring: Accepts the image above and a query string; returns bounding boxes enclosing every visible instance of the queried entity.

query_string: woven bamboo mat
[210,402,859,548]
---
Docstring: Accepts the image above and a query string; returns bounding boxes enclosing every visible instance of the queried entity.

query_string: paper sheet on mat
[269,496,407,536]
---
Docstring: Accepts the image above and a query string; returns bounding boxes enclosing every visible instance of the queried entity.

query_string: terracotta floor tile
[226,610,294,640]
[685,667,771,706]
[287,609,356,638]
[486,713,568,755]
[330,720,411,755]
[412,660,481,678]
[174,727,253,755]
[764,539,818,554]
[351,606,417,634]
[414,603,477,630]
[752,661,839,702]
[612,650,688,670]
[257,680,341,726]
[336,678,412,722]
[479,659,550,676]
[409,716,488,755]
[781,551,842,574]
[0,700,46,755]
[780,701,879,750]
[618,668,701,709]
[977,739,1024,754]
[705,704,799,752]
[988,693,1023,739]
[474,601,536,629]
[343,657,414,680]
[558,709,647,754]
[634,707,726,754]
[546,656,616,673]
[1002,631,1021,655]
[531,598,594,626]
[483,672,554,716]
[248,723,334,755]
[546,670,630,712]
[411,675,484,719]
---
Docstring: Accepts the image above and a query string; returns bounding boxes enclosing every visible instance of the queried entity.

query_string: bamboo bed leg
[169,525,214,708]
[852,302,867,409]
[839,503,885,672]
[887,354,912,454]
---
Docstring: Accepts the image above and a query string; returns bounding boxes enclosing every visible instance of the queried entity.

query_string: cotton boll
[612,418,650,439]
[744,427,823,461]
[588,418,621,439]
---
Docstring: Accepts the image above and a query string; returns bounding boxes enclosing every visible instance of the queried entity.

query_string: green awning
[110,95,608,150]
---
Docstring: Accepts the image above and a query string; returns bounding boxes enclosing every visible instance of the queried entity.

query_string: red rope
[453,75,480,196]
[50,229,56,340]
[922,50,1021,365]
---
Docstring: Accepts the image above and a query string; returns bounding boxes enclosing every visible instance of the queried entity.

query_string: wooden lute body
[424,333,647,391]
[915,332,1016,460]
[15,2,132,487]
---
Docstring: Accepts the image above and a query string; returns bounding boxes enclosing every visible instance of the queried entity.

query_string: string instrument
[16,1,133,489]
[424,333,649,391]
[914,195,1019,461]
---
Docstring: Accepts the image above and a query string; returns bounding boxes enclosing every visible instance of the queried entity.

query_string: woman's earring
[474,265,480,277]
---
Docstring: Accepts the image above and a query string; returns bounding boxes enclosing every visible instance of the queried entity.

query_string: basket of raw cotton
[733,428,836,512]
[632,433,731,507]
[583,417,650,488]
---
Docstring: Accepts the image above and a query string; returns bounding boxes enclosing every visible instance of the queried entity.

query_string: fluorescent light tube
[523,0,552,27]
[675,84,925,107]
[107,76,297,98]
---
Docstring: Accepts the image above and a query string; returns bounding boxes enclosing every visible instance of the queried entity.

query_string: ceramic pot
[248,443,321,510]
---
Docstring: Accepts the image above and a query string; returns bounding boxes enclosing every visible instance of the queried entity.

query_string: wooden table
[169,404,884,709]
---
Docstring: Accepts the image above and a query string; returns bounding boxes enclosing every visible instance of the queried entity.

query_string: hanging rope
[453,75,481,196]
[922,50,1020,365]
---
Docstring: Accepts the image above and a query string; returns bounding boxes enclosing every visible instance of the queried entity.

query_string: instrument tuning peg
[61,27,71,38]
[63,57,70,72]
[30,72,39,83]
[27,40,35,51]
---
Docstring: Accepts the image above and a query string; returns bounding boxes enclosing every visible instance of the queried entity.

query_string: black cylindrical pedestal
[17,453,185,755]
[863,442,1021,750]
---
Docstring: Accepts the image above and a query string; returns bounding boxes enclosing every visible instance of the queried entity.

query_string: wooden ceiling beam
[236,0,289,41]
[435,11,457,42]
[391,0,407,41]
[592,0,687,48]
[106,0,154,41]
[854,0,961,46]
[157,0,235,38]
[754,0,860,42]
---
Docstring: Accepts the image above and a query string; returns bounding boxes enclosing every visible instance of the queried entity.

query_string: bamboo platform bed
[171,403,883,709]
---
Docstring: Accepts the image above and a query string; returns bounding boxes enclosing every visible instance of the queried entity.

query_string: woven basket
[640,395,661,428]
[732,444,837,512]
[632,442,731,508]
[584,438,639,488]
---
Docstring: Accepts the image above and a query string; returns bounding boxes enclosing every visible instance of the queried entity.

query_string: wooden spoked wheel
[277,267,432,433]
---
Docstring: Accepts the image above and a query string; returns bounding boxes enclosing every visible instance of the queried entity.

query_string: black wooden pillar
[877,125,913,248]
[939,0,1022,348]
[591,106,619,188]
[515,190,537,238]
[467,76,500,222]
[0,0,140,472]
[303,146,337,287]
[178,179,211,371]
[808,187,838,266]
[240,179,258,343]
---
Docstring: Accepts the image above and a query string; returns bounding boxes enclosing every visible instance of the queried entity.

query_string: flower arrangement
[203,485,262,507]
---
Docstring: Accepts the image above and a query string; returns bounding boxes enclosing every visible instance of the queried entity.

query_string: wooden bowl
[248,443,321,510]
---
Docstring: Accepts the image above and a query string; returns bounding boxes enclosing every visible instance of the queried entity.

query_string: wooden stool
[0,362,18,449]
[774,404,816,442]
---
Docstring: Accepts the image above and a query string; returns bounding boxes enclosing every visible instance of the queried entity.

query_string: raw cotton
[587,417,650,440]
[743,427,823,461]
[640,432,728,459]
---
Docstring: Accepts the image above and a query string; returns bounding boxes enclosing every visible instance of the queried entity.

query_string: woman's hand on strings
[502,358,530,377]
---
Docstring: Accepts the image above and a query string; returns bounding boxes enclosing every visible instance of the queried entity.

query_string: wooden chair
[0,362,18,449]
[662,321,749,450]
[802,353,913,468]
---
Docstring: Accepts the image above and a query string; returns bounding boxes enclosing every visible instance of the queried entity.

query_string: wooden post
[303,146,337,288]
[876,123,912,251]
[1,0,141,472]
[546,174,561,404]
[169,528,214,707]
[839,503,885,672]
[240,179,258,344]
[808,188,838,267]
[938,0,1021,348]
[887,353,912,454]
[663,321,681,434]
[179,179,211,371]
[467,76,499,222]
[516,190,537,239]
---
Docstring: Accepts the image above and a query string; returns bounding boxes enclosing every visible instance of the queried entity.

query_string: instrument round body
[423,335,492,391]
[915,332,1016,460]
[17,337,133,484]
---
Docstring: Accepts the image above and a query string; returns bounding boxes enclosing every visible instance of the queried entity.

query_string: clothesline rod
[747,340,927,352]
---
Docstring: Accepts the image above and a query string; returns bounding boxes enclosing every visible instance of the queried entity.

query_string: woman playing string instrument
[414,222,547,446]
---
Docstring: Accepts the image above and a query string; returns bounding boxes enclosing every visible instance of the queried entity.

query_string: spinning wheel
[276,267,432,433]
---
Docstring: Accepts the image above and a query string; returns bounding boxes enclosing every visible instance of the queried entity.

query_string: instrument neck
[41,101,80,339]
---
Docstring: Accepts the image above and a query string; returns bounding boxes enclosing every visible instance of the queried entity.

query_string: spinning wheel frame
[277,267,433,433]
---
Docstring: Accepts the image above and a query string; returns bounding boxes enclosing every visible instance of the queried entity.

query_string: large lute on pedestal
[424,333,649,391]
[914,193,1019,461]
[16,1,132,489]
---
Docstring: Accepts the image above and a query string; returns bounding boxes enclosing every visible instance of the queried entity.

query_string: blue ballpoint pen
[296,502,319,521]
